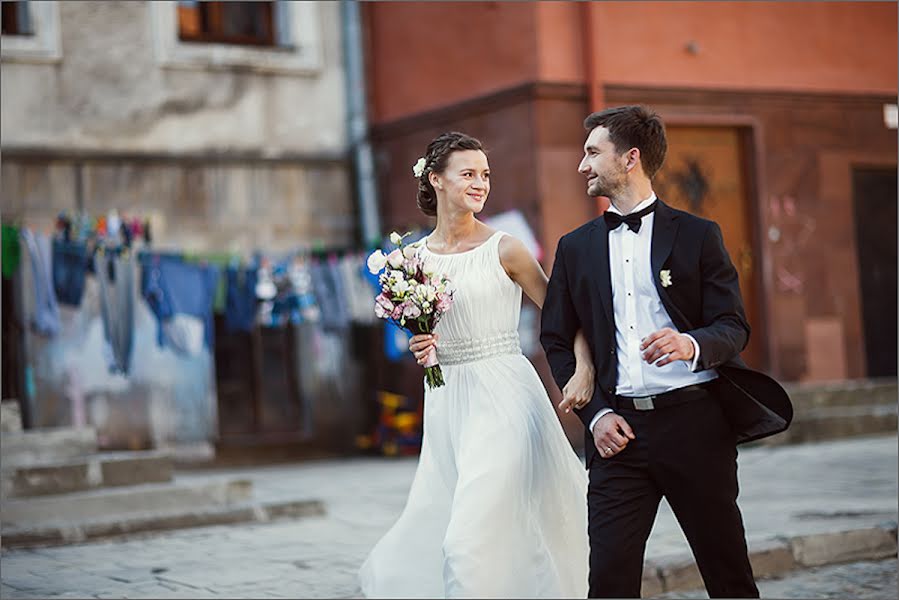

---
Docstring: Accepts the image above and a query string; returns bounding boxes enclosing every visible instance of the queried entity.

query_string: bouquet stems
[412,324,445,390]
[424,365,445,389]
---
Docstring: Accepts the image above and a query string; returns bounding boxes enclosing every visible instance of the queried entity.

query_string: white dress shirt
[589,194,718,433]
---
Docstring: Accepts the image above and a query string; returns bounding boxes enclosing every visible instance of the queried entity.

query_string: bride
[359,132,593,598]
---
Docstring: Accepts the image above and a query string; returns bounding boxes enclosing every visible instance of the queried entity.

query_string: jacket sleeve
[686,222,751,371]
[540,238,607,429]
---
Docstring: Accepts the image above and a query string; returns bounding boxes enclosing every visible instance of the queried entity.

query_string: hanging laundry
[162,313,206,357]
[52,238,90,307]
[287,255,320,324]
[224,263,259,333]
[339,252,378,325]
[309,255,351,332]
[1,224,21,279]
[94,249,135,375]
[21,229,60,337]
[184,251,237,314]
[140,253,219,352]
[383,321,411,363]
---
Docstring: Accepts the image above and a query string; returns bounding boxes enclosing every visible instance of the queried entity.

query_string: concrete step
[0,497,325,548]
[1,427,98,467]
[1,478,253,528]
[762,404,897,446]
[0,450,174,498]
[0,400,23,433]
[785,378,897,410]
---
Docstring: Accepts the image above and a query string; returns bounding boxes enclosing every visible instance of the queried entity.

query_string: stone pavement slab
[655,558,898,599]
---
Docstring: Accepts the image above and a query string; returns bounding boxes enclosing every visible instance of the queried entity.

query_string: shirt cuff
[683,333,701,372]
[589,408,614,434]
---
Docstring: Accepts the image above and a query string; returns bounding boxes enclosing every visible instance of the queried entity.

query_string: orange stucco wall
[534,1,585,84]
[586,2,897,95]
[363,2,539,124]
[365,1,897,124]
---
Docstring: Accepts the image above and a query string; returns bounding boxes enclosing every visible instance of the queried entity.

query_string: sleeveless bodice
[419,231,522,365]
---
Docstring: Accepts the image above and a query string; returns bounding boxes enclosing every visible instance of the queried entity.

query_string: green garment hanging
[1,224,22,279]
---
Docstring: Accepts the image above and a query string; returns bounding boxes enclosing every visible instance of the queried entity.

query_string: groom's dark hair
[584,105,667,179]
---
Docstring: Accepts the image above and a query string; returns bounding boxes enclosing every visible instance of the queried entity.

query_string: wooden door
[852,167,898,377]
[654,126,764,369]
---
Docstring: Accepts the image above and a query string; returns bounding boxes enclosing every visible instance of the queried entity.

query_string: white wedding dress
[359,231,589,598]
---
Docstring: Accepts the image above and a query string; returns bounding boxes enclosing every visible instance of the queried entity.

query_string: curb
[0,498,325,549]
[642,522,898,596]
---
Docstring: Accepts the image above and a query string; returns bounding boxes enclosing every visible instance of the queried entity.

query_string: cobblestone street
[1,435,896,599]
[658,559,898,599]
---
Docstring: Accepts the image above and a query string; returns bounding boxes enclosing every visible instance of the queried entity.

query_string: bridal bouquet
[367,232,455,389]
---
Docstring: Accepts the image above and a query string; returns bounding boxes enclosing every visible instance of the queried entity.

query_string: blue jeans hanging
[53,238,89,307]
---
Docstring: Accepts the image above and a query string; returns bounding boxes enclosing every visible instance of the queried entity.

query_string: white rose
[386,248,405,269]
[392,279,411,295]
[389,232,403,246]
[366,249,388,274]
[402,244,418,259]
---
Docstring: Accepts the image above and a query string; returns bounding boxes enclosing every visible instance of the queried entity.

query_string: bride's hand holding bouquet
[367,232,455,389]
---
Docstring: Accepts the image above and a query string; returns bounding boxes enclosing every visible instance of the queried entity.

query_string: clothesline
[6,223,400,376]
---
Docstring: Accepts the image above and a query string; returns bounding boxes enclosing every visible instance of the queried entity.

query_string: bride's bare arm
[500,235,595,411]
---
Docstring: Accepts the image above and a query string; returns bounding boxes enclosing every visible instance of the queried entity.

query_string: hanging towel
[94,250,135,375]
[21,229,60,336]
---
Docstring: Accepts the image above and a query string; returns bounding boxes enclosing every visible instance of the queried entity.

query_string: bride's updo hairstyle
[415,132,485,217]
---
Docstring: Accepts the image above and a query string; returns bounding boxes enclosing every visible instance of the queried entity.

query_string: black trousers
[587,388,758,598]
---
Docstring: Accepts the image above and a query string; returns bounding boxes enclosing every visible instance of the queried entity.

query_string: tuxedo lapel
[650,201,689,327]
[589,218,614,326]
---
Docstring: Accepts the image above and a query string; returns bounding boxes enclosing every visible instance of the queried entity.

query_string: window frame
[0,0,61,64]
[151,0,322,75]
[2,1,34,36]
[177,1,276,48]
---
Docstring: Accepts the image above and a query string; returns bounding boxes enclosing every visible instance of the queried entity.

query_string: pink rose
[376,293,394,311]
[374,303,387,319]
[403,303,422,319]
[436,294,453,313]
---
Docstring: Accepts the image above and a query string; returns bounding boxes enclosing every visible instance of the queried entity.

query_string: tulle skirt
[359,354,589,598]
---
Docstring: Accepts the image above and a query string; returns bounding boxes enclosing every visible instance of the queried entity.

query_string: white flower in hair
[412,157,427,178]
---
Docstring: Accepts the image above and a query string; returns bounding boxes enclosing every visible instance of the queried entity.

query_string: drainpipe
[341,0,381,247]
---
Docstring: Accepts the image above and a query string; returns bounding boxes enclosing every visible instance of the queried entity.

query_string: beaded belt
[436,331,522,366]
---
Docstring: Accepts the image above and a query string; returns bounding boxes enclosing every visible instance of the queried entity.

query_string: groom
[541,105,792,598]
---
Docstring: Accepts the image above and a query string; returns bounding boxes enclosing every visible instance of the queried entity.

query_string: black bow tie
[604,201,657,233]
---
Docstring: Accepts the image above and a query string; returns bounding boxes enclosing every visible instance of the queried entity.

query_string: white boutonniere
[660,269,673,288]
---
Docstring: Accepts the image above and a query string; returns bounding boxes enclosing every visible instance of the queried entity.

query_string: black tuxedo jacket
[540,200,792,467]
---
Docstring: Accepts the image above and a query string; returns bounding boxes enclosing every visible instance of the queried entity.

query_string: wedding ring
[605,447,612,455]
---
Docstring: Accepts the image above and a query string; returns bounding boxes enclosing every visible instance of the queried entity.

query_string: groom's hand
[641,327,694,367]
[592,413,635,459]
